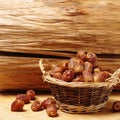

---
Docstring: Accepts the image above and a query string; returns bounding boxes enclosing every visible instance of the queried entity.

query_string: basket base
[57,101,107,114]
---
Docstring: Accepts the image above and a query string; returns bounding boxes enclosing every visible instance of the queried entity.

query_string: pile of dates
[50,51,111,82]
[11,89,58,117]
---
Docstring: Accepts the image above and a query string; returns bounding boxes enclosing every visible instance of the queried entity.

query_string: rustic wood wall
[0,0,120,91]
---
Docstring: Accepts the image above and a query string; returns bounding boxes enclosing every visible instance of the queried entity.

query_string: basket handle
[106,68,120,87]
[39,59,51,76]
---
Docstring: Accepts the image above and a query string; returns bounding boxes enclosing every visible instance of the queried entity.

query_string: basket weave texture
[39,59,120,113]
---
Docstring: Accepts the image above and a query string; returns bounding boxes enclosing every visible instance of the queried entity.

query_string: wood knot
[61,6,88,16]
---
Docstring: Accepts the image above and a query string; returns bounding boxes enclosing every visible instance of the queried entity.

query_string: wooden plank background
[0,0,120,91]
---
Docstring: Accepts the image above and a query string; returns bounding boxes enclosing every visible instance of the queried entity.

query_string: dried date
[16,94,30,104]
[68,57,84,73]
[11,99,24,112]
[62,70,74,82]
[26,89,36,100]
[31,100,43,111]
[46,104,58,117]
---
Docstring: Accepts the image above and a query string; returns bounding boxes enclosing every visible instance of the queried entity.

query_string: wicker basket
[39,59,120,113]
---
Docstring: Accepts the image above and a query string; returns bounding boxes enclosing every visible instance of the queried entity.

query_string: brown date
[68,57,84,73]
[83,71,94,82]
[72,75,84,82]
[84,61,93,73]
[31,100,43,111]
[52,66,63,73]
[42,97,56,109]
[94,71,111,82]
[61,61,68,71]
[106,99,120,112]
[93,67,101,75]
[77,50,86,61]
[16,94,30,104]
[86,52,97,67]
[26,89,36,100]
[52,72,63,80]
[112,101,120,112]
[11,99,24,112]
[62,70,74,82]
[50,67,63,77]
[46,104,58,117]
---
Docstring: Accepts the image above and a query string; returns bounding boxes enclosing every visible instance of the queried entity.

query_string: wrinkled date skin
[94,71,111,82]
[52,72,63,80]
[50,66,63,77]
[84,61,93,73]
[77,50,86,61]
[52,67,63,74]
[16,94,30,104]
[46,104,58,117]
[62,70,74,82]
[72,75,84,82]
[42,97,56,109]
[61,61,68,71]
[31,100,43,111]
[83,71,94,82]
[93,67,101,75]
[68,57,84,73]
[112,101,120,112]
[86,52,97,67]
[11,99,24,112]
[26,89,36,100]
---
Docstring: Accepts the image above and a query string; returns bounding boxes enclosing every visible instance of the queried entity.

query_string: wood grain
[0,0,120,91]
[0,56,49,91]
[0,92,120,120]
[0,0,120,54]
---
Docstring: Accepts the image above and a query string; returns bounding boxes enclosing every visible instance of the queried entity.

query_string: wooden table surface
[0,91,120,120]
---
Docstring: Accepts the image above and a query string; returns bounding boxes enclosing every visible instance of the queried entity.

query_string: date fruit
[112,101,120,112]
[94,71,111,82]
[61,61,68,71]
[93,67,101,74]
[77,50,86,61]
[26,89,36,100]
[42,97,56,109]
[46,104,58,117]
[16,94,30,104]
[11,99,24,112]
[50,67,63,77]
[52,72,63,80]
[52,67,63,73]
[31,100,43,111]
[84,61,93,73]
[72,75,84,82]
[83,71,94,82]
[68,57,84,73]
[62,70,74,82]
[86,52,97,67]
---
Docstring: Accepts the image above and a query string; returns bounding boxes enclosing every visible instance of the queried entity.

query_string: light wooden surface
[0,92,120,120]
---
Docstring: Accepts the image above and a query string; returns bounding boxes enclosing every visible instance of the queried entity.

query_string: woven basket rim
[44,74,112,88]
